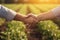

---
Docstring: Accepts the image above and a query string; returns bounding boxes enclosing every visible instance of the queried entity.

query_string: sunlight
[17,0,60,4]
[39,0,49,2]
[24,0,28,2]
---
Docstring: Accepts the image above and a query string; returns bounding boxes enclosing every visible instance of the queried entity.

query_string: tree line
[0,0,24,4]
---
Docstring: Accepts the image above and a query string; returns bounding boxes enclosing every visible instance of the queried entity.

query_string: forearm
[38,6,60,21]
[0,5,25,21]
[13,14,25,22]
[37,11,56,21]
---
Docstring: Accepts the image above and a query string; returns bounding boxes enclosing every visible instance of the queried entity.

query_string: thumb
[26,13,33,18]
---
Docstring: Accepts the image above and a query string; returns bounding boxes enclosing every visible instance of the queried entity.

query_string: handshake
[15,13,40,25]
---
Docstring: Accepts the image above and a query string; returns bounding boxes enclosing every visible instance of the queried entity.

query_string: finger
[26,24,32,28]
[26,13,34,18]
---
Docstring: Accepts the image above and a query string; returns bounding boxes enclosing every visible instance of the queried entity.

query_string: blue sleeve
[0,5,17,21]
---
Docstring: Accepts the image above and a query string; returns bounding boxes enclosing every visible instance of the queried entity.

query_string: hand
[24,14,39,34]
[24,14,38,24]
[14,13,38,25]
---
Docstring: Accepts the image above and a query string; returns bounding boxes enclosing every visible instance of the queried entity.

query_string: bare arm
[13,14,26,22]
[37,6,60,21]
[37,11,56,21]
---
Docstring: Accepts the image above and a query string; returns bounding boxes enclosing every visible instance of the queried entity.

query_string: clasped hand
[23,14,39,25]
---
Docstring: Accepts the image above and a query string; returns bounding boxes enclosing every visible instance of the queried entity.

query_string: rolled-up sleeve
[0,5,17,21]
[51,6,60,19]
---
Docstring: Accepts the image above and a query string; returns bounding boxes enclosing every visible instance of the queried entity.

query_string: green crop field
[0,4,60,40]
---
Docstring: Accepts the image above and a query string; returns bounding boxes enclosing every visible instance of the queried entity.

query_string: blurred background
[0,0,60,4]
[0,0,60,40]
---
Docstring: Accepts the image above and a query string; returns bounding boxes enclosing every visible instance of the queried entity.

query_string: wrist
[14,14,25,22]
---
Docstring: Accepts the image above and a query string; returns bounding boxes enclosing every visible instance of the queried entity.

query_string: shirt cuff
[0,5,17,21]
[51,6,60,19]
